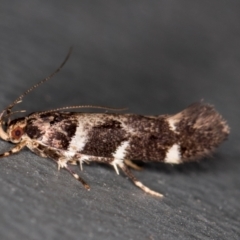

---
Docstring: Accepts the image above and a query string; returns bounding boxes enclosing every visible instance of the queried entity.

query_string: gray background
[0,1,239,239]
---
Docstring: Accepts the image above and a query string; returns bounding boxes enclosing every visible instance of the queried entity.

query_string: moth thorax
[7,117,27,143]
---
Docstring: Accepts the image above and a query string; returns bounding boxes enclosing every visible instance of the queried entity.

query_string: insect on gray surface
[0,48,230,197]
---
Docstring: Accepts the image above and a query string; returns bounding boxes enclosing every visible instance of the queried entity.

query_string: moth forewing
[0,49,230,197]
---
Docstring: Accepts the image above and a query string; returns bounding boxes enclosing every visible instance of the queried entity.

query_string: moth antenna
[31,105,128,117]
[0,47,72,141]
[9,110,26,115]
[5,47,73,117]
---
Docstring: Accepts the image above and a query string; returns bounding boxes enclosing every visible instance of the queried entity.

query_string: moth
[0,49,229,197]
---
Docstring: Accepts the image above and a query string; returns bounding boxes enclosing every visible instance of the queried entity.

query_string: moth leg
[68,159,90,170]
[68,160,78,165]
[74,154,112,171]
[0,141,27,158]
[67,156,88,171]
[68,159,90,165]
[124,159,142,171]
[64,164,90,190]
[50,158,90,190]
[118,162,163,198]
[28,143,90,190]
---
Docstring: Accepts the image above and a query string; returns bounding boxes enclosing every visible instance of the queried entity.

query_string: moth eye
[11,127,24,140]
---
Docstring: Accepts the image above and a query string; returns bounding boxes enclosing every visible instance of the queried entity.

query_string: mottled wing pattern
[25,102,229,165]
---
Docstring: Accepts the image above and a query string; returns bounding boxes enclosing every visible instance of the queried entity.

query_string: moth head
[0,108,27,142]
[6,118,27,143]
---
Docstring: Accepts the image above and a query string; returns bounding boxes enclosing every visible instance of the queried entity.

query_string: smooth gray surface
[0,1,239,239]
